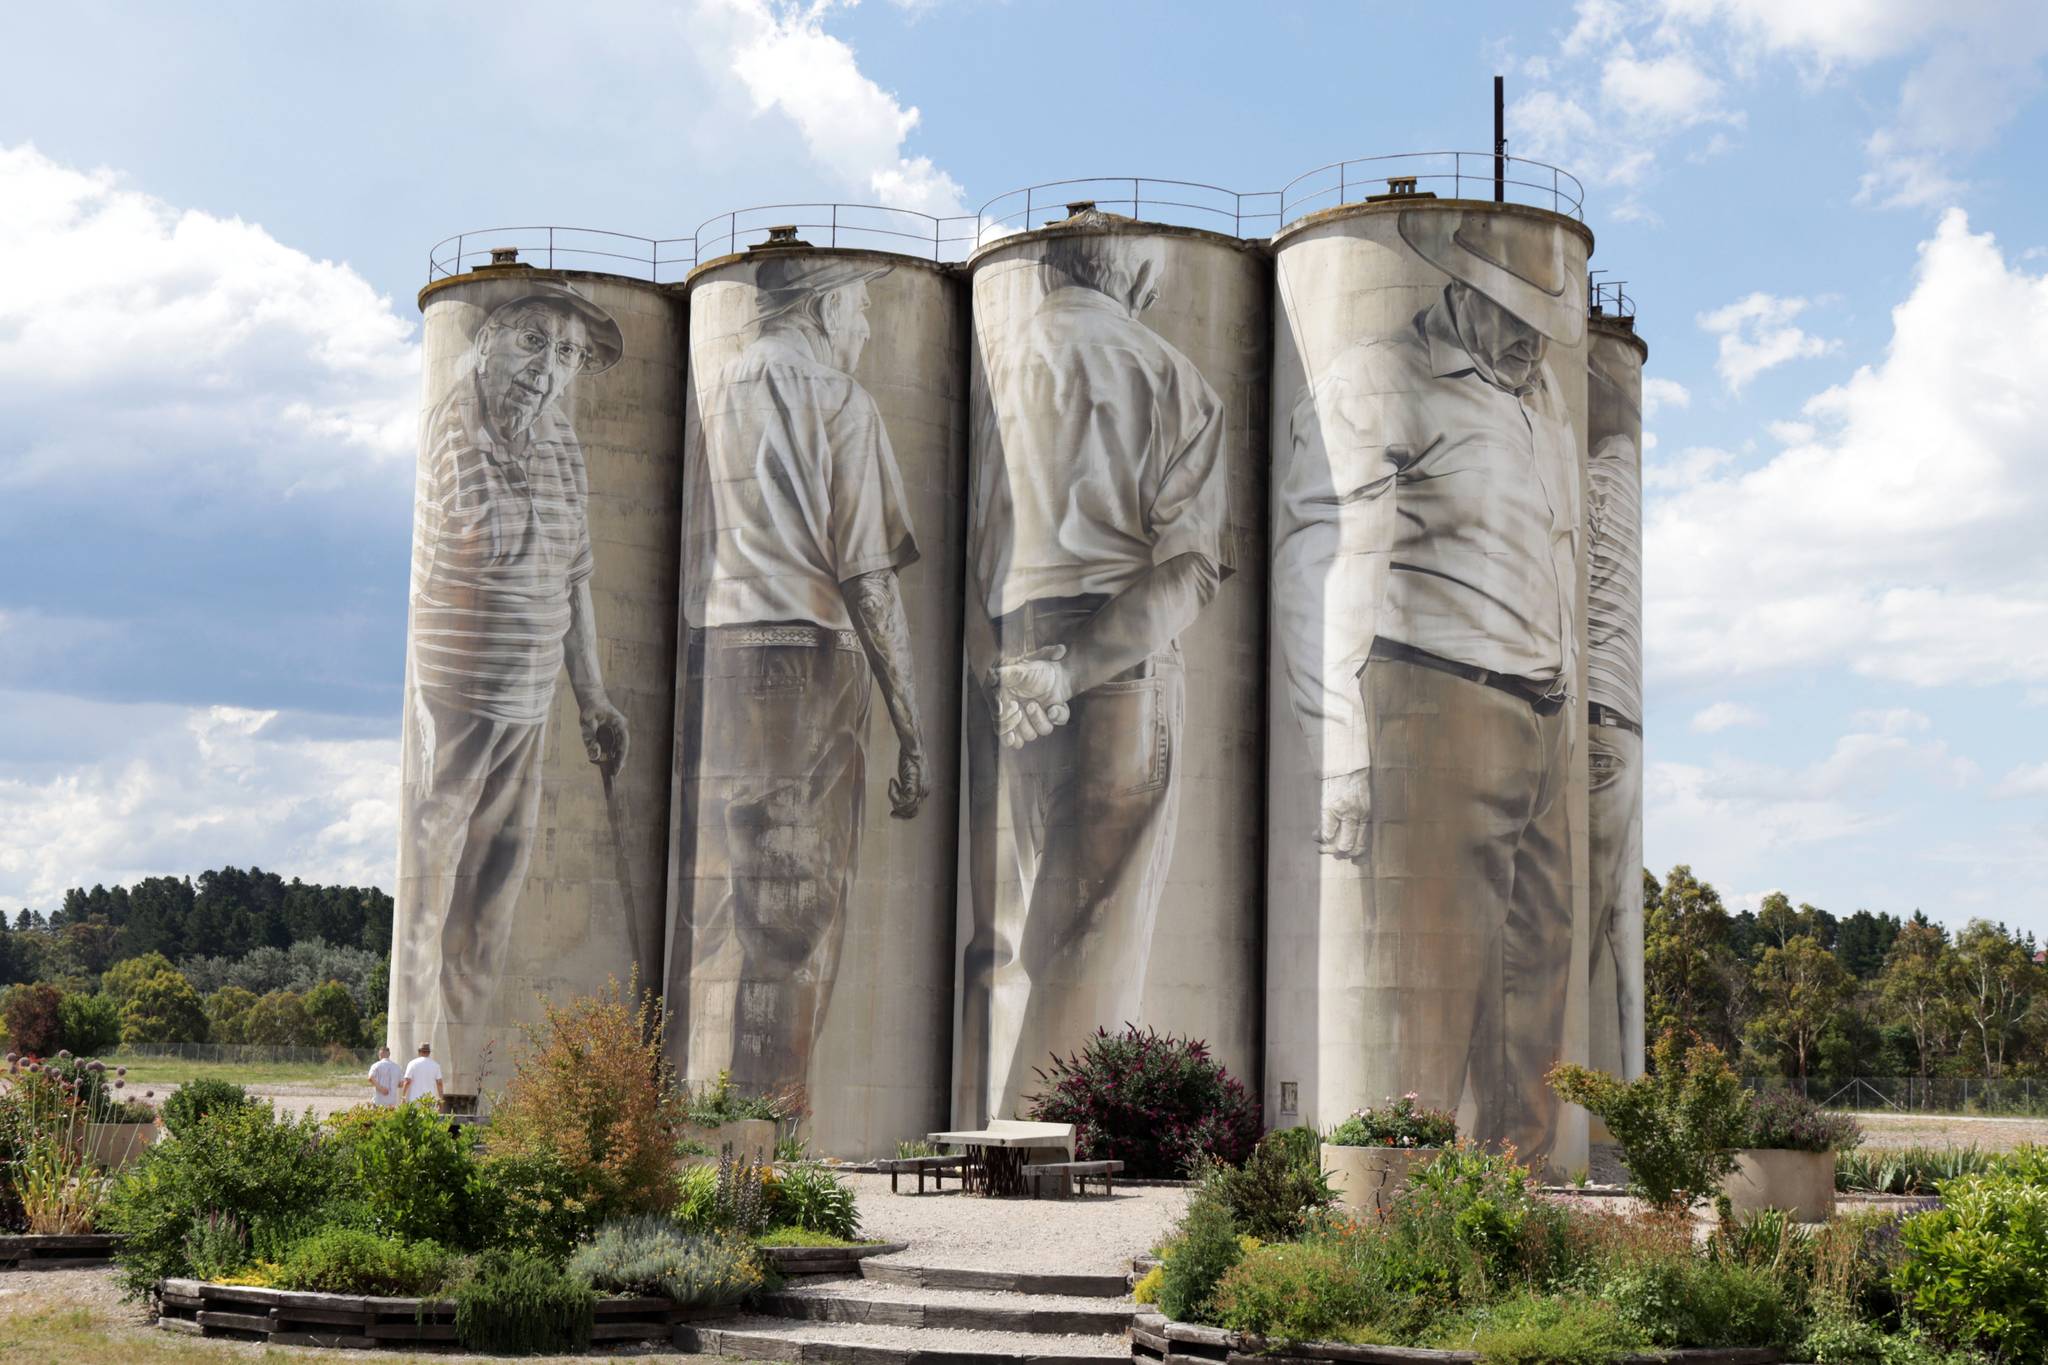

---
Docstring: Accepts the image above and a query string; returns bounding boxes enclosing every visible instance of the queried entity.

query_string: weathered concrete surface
[1587,319,1647,1085]
[668,249,964,1158]
[955,216,1267,1125]
[391,266,682,1095]
[1265,200,1591,1175]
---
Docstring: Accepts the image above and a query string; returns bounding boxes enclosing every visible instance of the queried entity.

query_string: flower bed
[1130,1310,1787,1365]
[154,1278,737,1349]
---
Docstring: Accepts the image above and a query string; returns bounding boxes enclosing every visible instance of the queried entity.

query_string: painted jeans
[1587,722,1645,1081]
[957,595,1185,1124]
[678,626,871,1097]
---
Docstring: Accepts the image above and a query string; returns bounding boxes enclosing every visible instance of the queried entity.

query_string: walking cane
[600,754,640,955]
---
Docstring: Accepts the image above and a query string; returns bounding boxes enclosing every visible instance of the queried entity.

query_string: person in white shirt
[367,1046,402,1109]
[399,1042,445,1110]
[959,224,1234,1122]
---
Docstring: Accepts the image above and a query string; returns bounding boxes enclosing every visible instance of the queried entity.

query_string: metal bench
[1021,1159,1125,1199]
[875,1155,968,1194]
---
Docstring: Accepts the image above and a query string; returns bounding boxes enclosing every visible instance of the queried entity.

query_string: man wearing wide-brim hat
[396,281,629,1060]
[1272,208,1583,1164]
[677,252,929,1097]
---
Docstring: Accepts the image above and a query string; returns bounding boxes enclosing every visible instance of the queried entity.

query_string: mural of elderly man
[1273,210,1582,1161]
[960,228,1233,1121]
[396,283,629,1045]
[678,254,928,1096]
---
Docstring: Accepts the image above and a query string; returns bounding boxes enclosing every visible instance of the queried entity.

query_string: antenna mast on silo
[1494,75,1507,203]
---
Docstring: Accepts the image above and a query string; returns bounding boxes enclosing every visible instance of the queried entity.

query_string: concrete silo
[956,208,1269,1126]
[1265,192,1592,1174]
[391,259,684,1098]
[666,240,967,1158]
[1587,309,1647,1084]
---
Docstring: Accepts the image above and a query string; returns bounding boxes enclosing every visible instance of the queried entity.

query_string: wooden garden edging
[0,1232,124,1271]
[154,1279,736,1349]
[1131,1311,1783,1365]
[760,1240,908,1278]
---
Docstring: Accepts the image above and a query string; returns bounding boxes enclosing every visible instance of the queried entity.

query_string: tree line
[1645,864,2045,1086]
[0,866,391,1056]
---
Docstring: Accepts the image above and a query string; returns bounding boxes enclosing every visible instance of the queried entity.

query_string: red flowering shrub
[1027,1024,1260,1177]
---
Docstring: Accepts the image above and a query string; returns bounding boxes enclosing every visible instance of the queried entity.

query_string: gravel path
[775,1277,1140,1312]
[707,1314,1126,1355]
[847,1173,1186,1275]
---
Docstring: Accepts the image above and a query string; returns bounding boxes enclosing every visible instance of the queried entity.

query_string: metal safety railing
[426,226,695,284]
[973,177,1282,246]
[425,152,1590,284]
[691,202,978,264]
[426,204,979,284]
[1590,275,1635,320]
[1279,151,1585,224]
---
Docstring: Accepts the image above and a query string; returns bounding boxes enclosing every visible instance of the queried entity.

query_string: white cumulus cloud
[0,692,397,911]
[1697,291,1837,392]
[1648,210,2048,688]
[0,143,418,495]
[703,0,967,216]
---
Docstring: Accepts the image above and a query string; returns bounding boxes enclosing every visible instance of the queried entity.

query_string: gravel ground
[707,1314,1126,1354]
[847,1173,1185,1275]
[774,1277,1139,1312]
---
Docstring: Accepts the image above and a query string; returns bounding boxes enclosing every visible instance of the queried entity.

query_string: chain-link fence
[1744,1076,2048,1117]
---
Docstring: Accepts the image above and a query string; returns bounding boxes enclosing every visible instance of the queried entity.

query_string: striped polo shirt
[409,373,594,724]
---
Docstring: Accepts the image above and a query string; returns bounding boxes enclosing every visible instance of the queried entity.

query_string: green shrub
[101,1101,360,1296]
[1602,1253,1802,1350]
[1894,1172,2048,1360]
[472,1149,596,1263]
[1801,1309,1987,1365]
[158,1078,252,1138]
[1382,1144,1570,1301]
[771,1161,860,1240]
[1426,1291,1648,1365]
[1026,1024,1261,1177]
[1211,1241,1375,1340]
[272,1227,452,1296]
[1327,1094,1457,1150]
[347,1100,481,1246]
[1209,1133,1334,1242]
[674,1162,718,1230]
[1745,1088,1862,1152]
[1836,1145,1994,1195]
[453,1248,596,1355]
[1547,1032,1747,1211]
[1156,1177,1243,1324]
[58,993,125,1055]
[566,1216,763,1307]
[182,1210,249,1281]
[684,1068,797,1126]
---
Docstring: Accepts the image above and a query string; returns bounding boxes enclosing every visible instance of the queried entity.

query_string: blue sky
[2,0,2044,936]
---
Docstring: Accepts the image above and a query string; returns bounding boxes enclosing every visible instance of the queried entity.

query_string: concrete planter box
[87,1121,159,1169]
[1722,1148,1837,1222]
[1322,1143,1438,1222]
[681,1118,776,1164]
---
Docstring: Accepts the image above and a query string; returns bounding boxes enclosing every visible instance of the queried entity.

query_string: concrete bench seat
[1021,1159,1125,1199]
[874,1155,968,1194]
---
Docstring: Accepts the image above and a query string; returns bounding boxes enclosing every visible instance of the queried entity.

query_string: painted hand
[890,743,930,819]
[993,645,1073,749]
[1317,768,1372,861]
[580,697,631,773]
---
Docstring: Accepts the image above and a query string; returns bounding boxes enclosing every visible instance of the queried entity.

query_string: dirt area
[1848,1110,2048,1151]
[847,1172,1186,1274]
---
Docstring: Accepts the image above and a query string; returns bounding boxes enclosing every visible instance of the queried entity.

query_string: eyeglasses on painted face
[512,326,593,372]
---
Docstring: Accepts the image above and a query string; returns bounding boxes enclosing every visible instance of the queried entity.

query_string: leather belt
[693,623,862,653]
[1588,702,1643,736]
[1368,638,1568,717]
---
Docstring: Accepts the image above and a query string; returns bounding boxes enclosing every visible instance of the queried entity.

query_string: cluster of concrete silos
[392,170,1646,1173]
